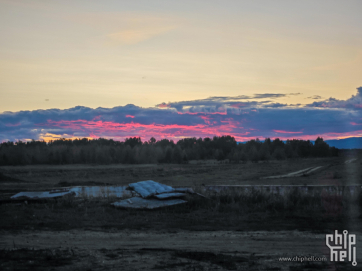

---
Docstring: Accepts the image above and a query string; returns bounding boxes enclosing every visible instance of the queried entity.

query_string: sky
[1,0,362,142]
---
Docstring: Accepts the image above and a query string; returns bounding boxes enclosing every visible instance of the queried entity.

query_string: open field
[1,154,362,270]
[1,154,361,197]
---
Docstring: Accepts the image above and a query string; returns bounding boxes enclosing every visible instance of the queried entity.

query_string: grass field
[1,154,361,270]
[1,154,361,194]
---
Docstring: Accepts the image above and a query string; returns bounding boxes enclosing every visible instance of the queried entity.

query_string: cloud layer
[307,87,362,110]
[1,89,362,142]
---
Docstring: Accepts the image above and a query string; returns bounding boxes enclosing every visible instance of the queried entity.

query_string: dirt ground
[1,154,361,270]
[1,229,362,271]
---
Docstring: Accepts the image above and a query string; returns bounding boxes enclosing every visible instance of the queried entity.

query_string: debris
[128,180,174,198]
[131,191,141,197]
[71,186,129,198]
[10,186,131,200]
[11,190,74,200]
[8,180,205,208]
[49,188,70,194]
[111,180,198,208]
[111,197,187,209]
[154,193,186,199]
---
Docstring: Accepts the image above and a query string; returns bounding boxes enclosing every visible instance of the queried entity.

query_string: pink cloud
[199,115,212,124]
[3,91,362,144]
[92,115,102,121]
[26,118,362,143]
[157,103,171,108]
[39,119,242,141]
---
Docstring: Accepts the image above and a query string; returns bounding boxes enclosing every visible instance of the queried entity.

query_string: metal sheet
[70,186,129,198]
[10,182,191,200]
[11,186,130,199]
[128,180,174,198]
[11,190,73,199]
[154,192,186,199]
[111,197,187,209]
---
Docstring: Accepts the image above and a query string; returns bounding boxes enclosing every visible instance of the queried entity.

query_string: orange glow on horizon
[32,120,362,143]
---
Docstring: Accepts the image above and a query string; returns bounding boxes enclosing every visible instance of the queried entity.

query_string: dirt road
[261,166,324,179]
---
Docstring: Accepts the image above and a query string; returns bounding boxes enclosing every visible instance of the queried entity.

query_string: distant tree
[244,139,262,154]
[156,139,175,149]
[163,146,173,163]
[239,151,248,163]
[272,147,286,160]
[284,143,298,159]
[172,146,183,163]
[330,146,339,156]
[248,146,259,163]
[148,137,156,145]
[270,138,284,154]
[313,137,330,157]
[123,145,135,163]
[215,149,225,161]
[259,143,271,161]
[124,137,142,148]
[264,138,271,147]
[0,135,339,165]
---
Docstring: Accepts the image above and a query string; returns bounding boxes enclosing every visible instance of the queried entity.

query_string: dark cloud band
[0,89,361,142]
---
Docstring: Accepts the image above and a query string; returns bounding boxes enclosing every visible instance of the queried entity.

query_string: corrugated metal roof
[128,180,174,198]
[9,181,198,202]
[154,192,186,199]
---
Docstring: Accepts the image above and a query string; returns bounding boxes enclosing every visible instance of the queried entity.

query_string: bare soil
[1,229,362,270]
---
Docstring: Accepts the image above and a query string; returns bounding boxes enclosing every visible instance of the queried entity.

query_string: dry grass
[3,156,360,193]
[175,186,361,217]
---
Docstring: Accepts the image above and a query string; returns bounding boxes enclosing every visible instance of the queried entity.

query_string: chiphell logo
[326,230,357,266]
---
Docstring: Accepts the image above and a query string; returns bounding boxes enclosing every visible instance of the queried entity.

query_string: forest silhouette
[0,136,338,165]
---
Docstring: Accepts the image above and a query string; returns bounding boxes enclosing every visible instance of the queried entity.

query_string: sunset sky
[1,0,362,142]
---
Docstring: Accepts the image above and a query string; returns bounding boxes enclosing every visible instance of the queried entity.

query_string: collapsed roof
[10,180,194,209]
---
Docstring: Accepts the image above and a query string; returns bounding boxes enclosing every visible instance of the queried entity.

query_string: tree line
[0,136,338,165]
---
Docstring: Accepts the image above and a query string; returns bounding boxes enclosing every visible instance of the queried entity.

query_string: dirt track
[261,166,324,179]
